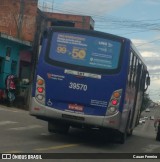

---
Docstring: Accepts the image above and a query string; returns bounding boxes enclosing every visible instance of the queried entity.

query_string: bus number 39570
[69,82,87,91]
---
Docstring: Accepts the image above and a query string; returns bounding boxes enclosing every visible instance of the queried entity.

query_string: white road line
[0,121,18,126]
[142,144,160,152]
[34,144,80,151]
[0,107,19,113]
[8,125,43,131]
[41,132,54,136]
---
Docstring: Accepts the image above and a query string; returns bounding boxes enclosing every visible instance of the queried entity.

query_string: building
[0,0,38,42]
[44,12,94,30]
[0,0,37,103]
[0,33,32,101]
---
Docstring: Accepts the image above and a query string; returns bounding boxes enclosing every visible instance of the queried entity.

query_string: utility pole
[52,0,54,12]
[17,0,25,39]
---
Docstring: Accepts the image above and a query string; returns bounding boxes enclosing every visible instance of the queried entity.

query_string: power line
[38,0,160,32]
[38,1,160,49]
[37,0,160,46]
[136,39,160,47]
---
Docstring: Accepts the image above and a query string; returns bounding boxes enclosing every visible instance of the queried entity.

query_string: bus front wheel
[48,121,70,134]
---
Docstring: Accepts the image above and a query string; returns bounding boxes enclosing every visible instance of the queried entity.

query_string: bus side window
[128,51,133,87]
[141,67,146,91]
[133,56,138,87]
[139,65,144,91]
[132,55,137,87]
[128,51,131,84]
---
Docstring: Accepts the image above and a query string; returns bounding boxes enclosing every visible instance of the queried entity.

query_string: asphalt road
[0,104,160,162]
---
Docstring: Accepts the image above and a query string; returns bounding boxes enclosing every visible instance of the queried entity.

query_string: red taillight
[106,89,122,116]
[37,87,43,93]
[112,99,118,105]
[35,76,45,105]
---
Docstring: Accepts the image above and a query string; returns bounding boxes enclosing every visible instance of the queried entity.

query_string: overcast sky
[39,0,160,102]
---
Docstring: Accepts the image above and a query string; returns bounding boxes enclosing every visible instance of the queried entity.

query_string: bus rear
[30,27,130,142]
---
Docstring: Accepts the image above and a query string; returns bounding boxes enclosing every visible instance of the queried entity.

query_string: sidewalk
[0,96,29,111]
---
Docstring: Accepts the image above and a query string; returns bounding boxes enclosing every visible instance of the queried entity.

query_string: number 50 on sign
[72,48,86,59]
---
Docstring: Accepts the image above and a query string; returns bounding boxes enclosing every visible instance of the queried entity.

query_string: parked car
[139,120,143,124]
[144,116,148,119]
[139,118,145,124]
[145,108,150,112]
[150,116,155,120]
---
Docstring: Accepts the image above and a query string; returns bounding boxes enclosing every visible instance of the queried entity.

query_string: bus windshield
[47,32,122,73]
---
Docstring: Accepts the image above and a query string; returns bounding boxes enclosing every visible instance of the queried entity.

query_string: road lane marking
[2,150,23,153]
[34,144,79,151]
[41,132,54,136]
[0,107,19,113]
[142,144,160,152]
[0,121,18,125]
[8,125,43,130]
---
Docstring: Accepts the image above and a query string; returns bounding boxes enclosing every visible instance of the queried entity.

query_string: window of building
[0,57,4,73]
[6,46,11,61]
[11,60,17,75]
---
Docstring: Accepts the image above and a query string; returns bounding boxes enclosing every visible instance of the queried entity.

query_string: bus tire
[48,122,69,134]
[156,127,160,141]
[127,129,133,137]
[118,112,132,143]
[118,131,127,144]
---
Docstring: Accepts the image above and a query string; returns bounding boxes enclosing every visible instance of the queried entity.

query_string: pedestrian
[5,74,16,106]
[154,117,160,141]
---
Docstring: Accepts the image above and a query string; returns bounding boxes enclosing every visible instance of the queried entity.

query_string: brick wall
[0,0,38,42]
[44,12,94,30]
[0,0,94,42]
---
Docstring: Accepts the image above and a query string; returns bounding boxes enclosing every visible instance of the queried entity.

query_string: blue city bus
[30,27,150,144]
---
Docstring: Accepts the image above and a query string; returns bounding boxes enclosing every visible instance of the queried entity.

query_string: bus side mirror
[146,76,150,86]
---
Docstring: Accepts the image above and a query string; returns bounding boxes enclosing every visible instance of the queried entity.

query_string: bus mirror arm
[146,76,150,86]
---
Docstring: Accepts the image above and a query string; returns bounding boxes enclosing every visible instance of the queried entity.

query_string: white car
[139,118,145,124]
[150,116,155,120]
[141,119,146,123]
[145,108,150,112]
[144,116,148,119]
[139,120,143,124]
